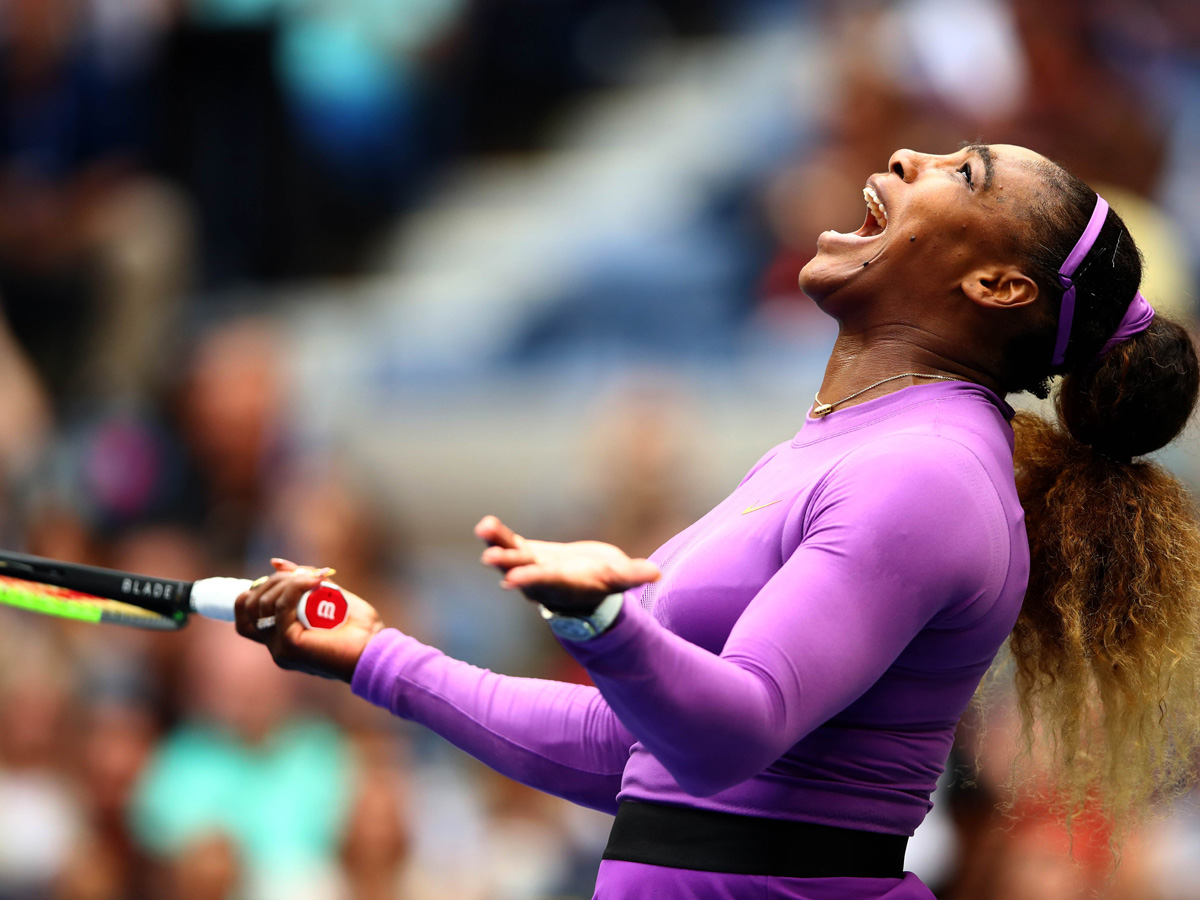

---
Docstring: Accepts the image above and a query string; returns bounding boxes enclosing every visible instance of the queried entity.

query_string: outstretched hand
[476,515,660,614]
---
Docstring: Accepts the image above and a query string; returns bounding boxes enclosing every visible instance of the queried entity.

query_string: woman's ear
[962,267,1040,310]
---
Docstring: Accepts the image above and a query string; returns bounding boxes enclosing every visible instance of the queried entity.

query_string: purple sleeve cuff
[555,598,649,672]
[350,628,413,714]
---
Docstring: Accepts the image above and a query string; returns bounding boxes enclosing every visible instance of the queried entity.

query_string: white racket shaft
[188,577,348,630]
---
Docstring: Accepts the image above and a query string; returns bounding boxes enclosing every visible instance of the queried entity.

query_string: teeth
[863,186,887,230]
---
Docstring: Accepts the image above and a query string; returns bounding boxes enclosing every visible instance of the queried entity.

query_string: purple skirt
[593,860,936,900]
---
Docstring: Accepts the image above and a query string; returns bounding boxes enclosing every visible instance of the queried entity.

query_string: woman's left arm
[497,439,1010,797]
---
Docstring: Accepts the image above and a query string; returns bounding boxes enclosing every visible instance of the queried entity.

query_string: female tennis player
[235,144,1200,900]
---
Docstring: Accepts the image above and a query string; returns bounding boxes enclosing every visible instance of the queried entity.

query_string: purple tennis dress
[352,381,1030,899]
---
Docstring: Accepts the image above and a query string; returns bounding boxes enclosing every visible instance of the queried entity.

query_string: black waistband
[602,801,908,879]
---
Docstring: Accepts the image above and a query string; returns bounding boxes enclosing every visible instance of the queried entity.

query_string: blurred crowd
[0,0,1200,899]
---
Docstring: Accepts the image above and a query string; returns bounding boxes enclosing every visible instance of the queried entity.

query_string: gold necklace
[812,373,963,417]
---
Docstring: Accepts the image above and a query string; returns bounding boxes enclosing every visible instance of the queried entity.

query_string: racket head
[0,575,187,629]
[0,551,190,630]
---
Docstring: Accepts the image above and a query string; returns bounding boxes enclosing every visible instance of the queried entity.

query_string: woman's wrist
[340,621,386,683]
[539,592,624,642]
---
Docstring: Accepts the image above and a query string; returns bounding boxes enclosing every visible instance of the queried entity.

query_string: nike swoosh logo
[741,500,782,515]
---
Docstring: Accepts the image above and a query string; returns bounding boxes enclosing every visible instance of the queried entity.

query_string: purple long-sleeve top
[352,381,1029,837]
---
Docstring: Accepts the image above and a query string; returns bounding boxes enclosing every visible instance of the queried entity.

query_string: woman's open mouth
[856,185,888,238]
[814,180,891,254]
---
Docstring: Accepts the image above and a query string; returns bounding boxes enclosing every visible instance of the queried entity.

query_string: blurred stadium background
[1,0,1199,898]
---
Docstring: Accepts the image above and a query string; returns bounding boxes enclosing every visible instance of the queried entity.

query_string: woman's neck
[816,328,1003,414]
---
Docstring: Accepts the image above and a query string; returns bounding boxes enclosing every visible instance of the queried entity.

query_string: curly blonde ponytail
[1008,316,1200,828]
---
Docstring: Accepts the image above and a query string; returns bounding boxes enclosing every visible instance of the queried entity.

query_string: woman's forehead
[982,144,1048,176]
[964,144,1049,200]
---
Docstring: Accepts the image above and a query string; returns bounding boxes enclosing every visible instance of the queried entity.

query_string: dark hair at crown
[1001,163,1141,397]
[999,160,1198,461]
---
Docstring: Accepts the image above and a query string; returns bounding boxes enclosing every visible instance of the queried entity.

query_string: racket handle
[189,577,349,630]
[190,577,252,621]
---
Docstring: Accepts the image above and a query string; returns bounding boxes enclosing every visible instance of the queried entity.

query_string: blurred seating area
[1,1,1200,898]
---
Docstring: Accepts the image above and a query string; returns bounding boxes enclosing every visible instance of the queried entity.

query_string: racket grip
[190,577,348,629]
[190,577,253,621]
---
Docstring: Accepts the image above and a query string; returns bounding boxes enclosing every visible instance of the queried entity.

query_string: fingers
[234,591,258,640]
[500,565,605,594]
[235,572,281,643]
[627,559,662,584]
[233,567,326,660]
[500,570,569,598]
[477,518,537,587]
[271,558,298,573]
[480,545,536,570]
[262,568,325,633]
[475,515,523,550]
[501,557,660,593]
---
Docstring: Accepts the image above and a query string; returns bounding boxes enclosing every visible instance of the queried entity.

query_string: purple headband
[1051,193,1155,367]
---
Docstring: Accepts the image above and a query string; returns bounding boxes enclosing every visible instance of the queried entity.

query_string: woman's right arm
[235,566,633,814]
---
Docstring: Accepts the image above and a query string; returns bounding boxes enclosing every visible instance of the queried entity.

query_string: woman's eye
[958,163,974,189]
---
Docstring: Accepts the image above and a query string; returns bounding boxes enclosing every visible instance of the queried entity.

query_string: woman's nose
[887,149,923,183]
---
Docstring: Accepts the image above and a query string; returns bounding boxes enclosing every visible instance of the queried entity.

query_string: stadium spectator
[0,0,190,403]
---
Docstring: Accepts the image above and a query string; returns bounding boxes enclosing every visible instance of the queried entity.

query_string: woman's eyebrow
[962,142,995,191]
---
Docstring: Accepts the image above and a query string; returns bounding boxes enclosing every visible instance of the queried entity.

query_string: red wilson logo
[301,584,348,629]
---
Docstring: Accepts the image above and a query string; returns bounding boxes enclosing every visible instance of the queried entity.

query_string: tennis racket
[0,549,349,631]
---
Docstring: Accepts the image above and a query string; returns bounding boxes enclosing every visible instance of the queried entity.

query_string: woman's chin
[798,257,837,303]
